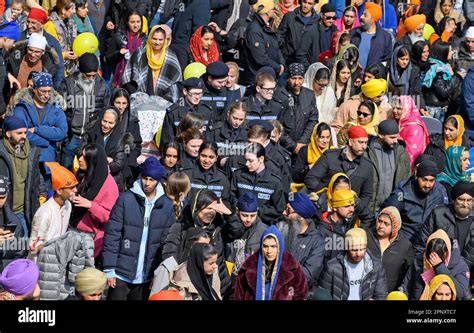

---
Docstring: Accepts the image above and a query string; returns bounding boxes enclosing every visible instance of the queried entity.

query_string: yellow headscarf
[428,274,456,300]
[146,25,168,74]
[444,115,465,149]
[307,123,334,165]
[348,102,380,136]
[326,172,350,209]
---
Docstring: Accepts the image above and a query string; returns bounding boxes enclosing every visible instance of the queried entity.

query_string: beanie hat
[78,53,99,73]
[330,189,355,208]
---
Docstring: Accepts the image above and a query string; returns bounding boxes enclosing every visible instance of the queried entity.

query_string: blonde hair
[166,172,191,220]
[226,61,240,81]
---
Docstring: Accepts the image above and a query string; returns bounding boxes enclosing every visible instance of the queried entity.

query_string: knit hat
[321,3,336,13]
[3,115,26,132]
[0,21,20,41]
[465,26,474,38]
[253,0,275,14]
[32,72,53,89]
[28,8,48,24]
[45,162,79,190]
[330,189,355,208]
[0,175,9,197]
[289,192,317,219]
[345,228,367,248]
[149,289,184,300]
[348,125,368,139]
[78,53,99,73]
[238,192,259,213]
[451,181,474,200]
[404,14,426,33]
[361,78,387,98]
[365,2,382,23]
[288,63,305,78]
[257,66,276,79]
[416,160,439,177]
[0,259,39,296]
[139,157,166,181]
[27,32,47,50]
[75,268,107,297]
[378,119,399,135]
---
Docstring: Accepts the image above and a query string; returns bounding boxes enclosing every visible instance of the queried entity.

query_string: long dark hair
[77,143,108,196]
[425,238,448,263]
[431,40,452,63]
[411,40,429,64]
[123,10,143,33]
[192,189,218,217]
[111,88,131,112]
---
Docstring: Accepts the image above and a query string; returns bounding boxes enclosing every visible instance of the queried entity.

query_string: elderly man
[18,8,64,89]
[7,32,60,88]
[457,26,474,72]
[13,72,67,164]
[395,14,426,51]
[0,259,41,300]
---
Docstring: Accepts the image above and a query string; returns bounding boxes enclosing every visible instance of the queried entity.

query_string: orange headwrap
[365,2,382,23]
[45,162,79,190]
[404,14,426,32]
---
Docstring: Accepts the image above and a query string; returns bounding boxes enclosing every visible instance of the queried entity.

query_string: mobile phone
[2,224,16,232]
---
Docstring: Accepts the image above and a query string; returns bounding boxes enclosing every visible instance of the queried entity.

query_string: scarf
[87,114,126,156]
[70,143,109,227]
[333,6,360,31]
[336,44,360,74]
[187,243,220,300]
[436,145,469,187]
[427,274,456,300]
[307,122,334,164]
[422,57,452,89]
[390,45,412,95]
[113,30,143,87]
[444,115,464,149]
[189,26,220,66]
[72,14,94,34]
[348,103,380,136]
[278,0,299,14]
[146,25,167,74]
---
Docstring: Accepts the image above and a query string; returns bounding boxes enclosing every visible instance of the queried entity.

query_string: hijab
[436,145,469,187]
[187,243,220,300]
[189,26,220,66]
[390,45,413,95]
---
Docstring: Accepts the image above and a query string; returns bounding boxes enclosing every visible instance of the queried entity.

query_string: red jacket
[76,173,119,257]
[233,251,309,300]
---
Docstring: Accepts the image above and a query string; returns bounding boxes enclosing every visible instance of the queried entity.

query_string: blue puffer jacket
[102,181,176,281]
[460,68,474,138]
[13,90,67,163]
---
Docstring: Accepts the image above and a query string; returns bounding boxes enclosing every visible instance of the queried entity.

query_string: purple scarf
[113,31,143,87]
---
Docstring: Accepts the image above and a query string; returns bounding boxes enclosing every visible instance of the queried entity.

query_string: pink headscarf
[334,6,360,32]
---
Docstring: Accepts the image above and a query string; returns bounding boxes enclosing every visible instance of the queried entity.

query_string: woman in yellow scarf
[429,274,456,300]
[337,100,380,146]
[292,122,336,185]
[147,25,168,89]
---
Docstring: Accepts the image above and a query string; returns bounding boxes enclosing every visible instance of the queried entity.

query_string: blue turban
[238,192,259,212]
[3,115,26,132]
[139,157,166,181]
[32,72,53,89]
[0,21,20,41]
[289,192,317,219]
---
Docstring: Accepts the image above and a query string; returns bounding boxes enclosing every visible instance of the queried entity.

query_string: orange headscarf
[278,0,299,14]
[189,26,220,66]
[444,115,464,149]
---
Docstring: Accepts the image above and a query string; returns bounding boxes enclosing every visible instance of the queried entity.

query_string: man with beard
[13,72,67,165]
[305,126,374,207]
[103,157,176,300]
[365,120,411,214]
[395,14,426,51]
[279,63,318,157]
[350,2,392,70]
[0,116,42,235]
[29,162,78,257]
[277,192,325,289]
[417,182,474,264]
[382,159,445,244]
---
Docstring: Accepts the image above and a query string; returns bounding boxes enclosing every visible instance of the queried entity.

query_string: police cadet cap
[248,119,274,133]
[182,77,205,89]
[206,61,229,79]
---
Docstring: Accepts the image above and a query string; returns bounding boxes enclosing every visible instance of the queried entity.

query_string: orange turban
[365,2,382,23]
[45,162,79,190]
[404,14,426,32]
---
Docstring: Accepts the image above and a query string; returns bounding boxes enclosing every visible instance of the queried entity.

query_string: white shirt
[29,197,71,248]
[347,259,364,300]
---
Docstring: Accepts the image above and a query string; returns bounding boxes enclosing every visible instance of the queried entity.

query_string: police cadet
[242,71,285,122]
[182,142,232,207]
[201,61,229,122]
[161,77,214,147]
[230,142,286,225]
[206,101,249,163]
[224,120,291,192]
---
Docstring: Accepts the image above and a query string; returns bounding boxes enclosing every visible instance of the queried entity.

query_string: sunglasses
[357,111,371,117]
[324,15,336,20]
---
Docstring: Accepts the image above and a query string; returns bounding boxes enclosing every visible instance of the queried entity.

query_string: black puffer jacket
[365,227,414,292]
[318,251,388,300]
[422,69,463,108]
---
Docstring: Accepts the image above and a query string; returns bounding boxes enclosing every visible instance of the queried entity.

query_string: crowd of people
[0,0,473,301]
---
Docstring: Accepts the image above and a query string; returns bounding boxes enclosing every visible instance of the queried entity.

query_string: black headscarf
[87,107,125,156]
[187,243,219,300]
[70,143,110,227]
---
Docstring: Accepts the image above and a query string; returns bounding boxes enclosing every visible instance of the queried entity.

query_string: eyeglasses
[259,86,276,93]
[187,91,203,97]
[357,111,371,117]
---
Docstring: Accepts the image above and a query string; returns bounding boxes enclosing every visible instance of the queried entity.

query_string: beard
[360,22,371,31]
[409,32,425,45]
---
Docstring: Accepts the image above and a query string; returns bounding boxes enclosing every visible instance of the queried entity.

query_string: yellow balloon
[183,62,207,80]
[386,291,408,300]
[73,32,99,57]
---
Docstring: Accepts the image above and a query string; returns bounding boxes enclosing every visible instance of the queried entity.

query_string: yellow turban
[330,189,355,208]
[404,14,426,32]
[361,78,387,99]
[345,228,367,247]
[75,268,107,296]
[365,2,382,23]
[253,0,275,14]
